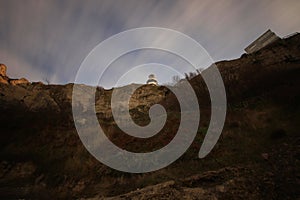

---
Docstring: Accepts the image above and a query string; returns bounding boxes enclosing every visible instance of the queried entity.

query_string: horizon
[1,0,300,89]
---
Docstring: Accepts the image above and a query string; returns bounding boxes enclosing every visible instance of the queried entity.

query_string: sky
[0,0,300,88]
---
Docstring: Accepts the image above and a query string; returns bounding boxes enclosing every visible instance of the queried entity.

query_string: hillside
[0,34,300,199]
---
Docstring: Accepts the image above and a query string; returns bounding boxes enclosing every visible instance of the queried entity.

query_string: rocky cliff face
[190,33,300,105]
[0,34,299,199]
[0,64,29,85]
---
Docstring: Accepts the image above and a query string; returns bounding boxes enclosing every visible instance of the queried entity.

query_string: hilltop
[0,34,299,199]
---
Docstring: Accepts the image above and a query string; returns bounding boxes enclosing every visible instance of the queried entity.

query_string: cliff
[0,34,299,199]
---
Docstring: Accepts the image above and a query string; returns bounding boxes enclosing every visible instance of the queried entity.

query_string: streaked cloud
[0,0,299,88]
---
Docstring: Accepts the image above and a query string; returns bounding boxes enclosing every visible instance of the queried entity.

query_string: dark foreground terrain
[0,34,300,199]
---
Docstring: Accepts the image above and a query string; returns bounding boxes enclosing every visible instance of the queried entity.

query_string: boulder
[0,64,31,86]
[9,78,30,86]
[0,76,9,84]
[0,64,7,76]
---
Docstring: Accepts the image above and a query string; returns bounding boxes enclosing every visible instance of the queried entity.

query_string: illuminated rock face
[146,74,158,85]
[0,64,7,76]
[9,78,30,86]
[0,64,30,85]
[0,64,9,84]
[0,76,9,84]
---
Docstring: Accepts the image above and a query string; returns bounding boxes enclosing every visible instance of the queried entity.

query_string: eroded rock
[0,64,30,86]
[0,64,7,76]
[9,78,30,85]
[0,76,9,84]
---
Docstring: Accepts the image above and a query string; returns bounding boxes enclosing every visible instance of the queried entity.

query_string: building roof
[245,29,280,54]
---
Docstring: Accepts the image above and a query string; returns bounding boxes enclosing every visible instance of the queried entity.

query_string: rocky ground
[0,34,299,199]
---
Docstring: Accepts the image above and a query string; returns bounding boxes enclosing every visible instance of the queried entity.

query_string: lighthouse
[146,74,158,85]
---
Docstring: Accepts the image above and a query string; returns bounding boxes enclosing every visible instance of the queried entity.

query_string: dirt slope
[0,34,299,199]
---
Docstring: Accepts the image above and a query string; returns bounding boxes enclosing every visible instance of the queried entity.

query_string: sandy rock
[0,64,9,84]
[9,78,30,85]
[0,64,7,76]
[261,153,269,160]
[0,76,9,84]
[0,64,30,85]
[215,185,226,193]
[35,174,45,184]
[32,81,44,85]
[4,162,36,179]
[73,180,86,193]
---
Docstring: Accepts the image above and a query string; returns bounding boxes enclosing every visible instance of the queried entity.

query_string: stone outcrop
[0,63,7,76]
[9,78,30,85]
[82,83,170,123]
[94,167,263,200]
[0,64,9,84]
[0,33,299,199]
[0,75,9,84]
[0,64,30,86]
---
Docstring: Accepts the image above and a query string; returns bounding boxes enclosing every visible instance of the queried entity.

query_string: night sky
[1,0,299,88]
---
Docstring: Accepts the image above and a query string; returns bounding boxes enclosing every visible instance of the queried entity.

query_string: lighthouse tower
[146,74,158,85]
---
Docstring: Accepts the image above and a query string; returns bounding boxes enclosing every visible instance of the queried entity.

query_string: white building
[146,74,158,85]
[245,29,280,54]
